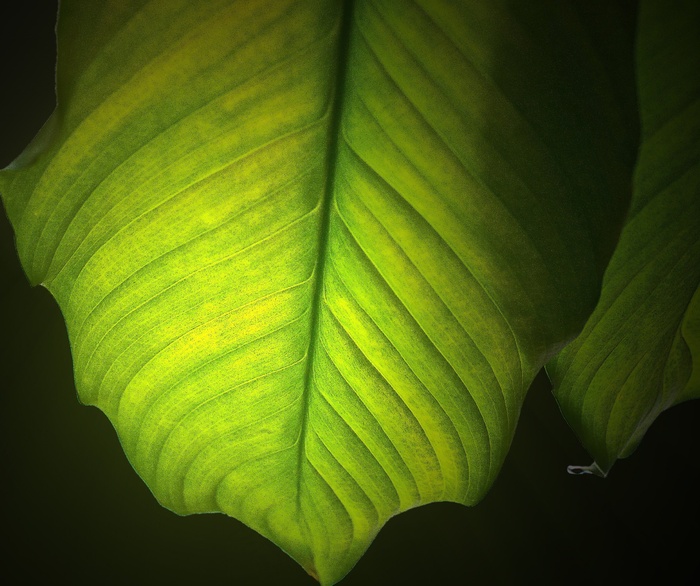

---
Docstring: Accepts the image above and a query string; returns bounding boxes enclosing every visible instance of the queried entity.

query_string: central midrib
[295,0,355,516]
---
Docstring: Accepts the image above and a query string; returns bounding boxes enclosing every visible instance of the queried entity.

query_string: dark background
[1,3,697,584]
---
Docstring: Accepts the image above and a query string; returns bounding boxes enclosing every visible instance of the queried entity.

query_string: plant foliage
[0,1,697,583]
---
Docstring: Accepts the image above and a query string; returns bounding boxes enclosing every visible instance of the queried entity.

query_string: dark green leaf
[547,0,700,476]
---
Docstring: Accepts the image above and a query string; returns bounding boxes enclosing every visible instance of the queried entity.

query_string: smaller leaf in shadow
[547,0,700,475]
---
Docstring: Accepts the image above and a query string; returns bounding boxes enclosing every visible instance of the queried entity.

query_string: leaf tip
[566,462,607,478]
[306,566,320,583]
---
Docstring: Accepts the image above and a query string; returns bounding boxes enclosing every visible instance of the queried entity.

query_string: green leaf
[546,0,700,476]
[0,1,638,583]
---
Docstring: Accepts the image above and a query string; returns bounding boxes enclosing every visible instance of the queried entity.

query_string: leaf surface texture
[0,1,639,582]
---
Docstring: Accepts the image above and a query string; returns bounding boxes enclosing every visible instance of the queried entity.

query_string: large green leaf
[547,0,700,476]
[0,1,638,583]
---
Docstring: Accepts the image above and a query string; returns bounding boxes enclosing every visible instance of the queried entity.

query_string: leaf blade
[547,0,700,474]
[1,1,640,583]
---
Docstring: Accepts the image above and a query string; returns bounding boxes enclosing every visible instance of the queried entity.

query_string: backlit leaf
[0,1,638,582]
